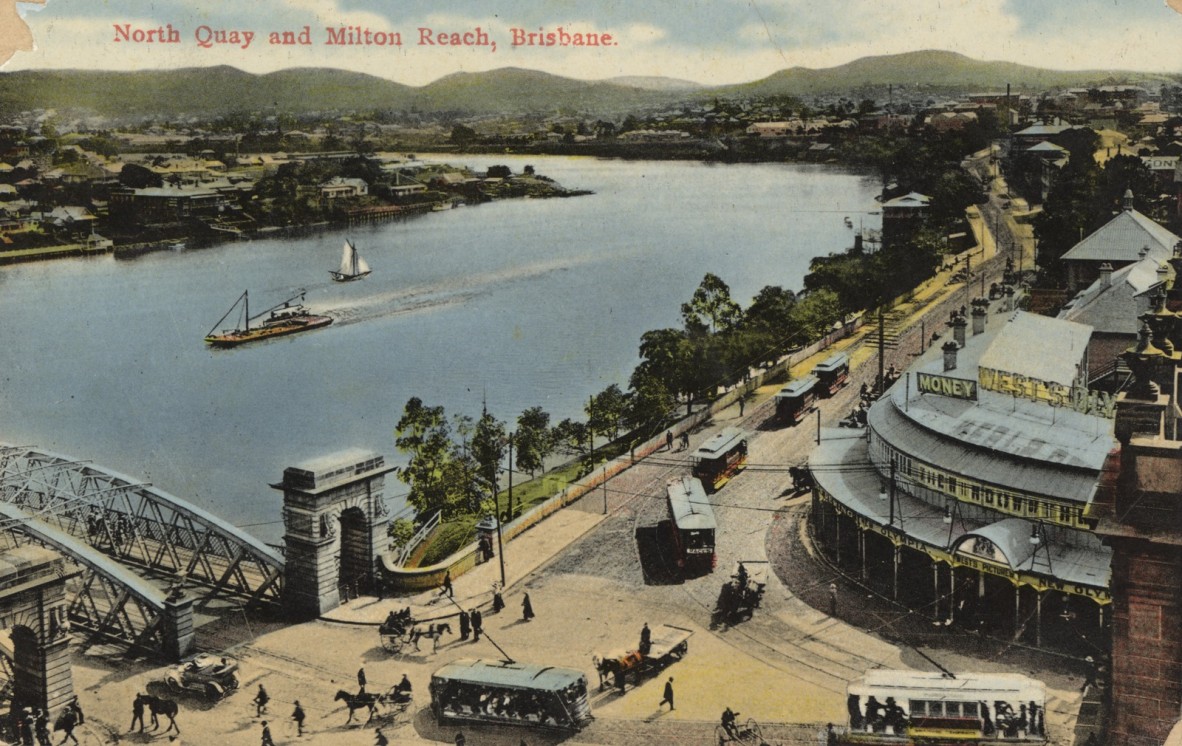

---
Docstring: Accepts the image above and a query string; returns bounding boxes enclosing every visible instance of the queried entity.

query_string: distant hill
[0,51,1175,120]
[716,50,1177,99]
[603,76,702,92]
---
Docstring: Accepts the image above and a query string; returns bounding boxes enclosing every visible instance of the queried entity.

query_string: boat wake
[315,256,582,327]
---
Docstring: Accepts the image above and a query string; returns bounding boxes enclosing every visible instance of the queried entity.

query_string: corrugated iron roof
[1060,208,1181,263]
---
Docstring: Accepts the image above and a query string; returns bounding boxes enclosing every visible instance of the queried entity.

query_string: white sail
[338,241,356,276]
[355,255,371,274]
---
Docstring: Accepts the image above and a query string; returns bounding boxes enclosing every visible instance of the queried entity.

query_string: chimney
[972,305,987,335]
[1099,262,1113,287]
[943,340,959,371]
[952,314,967,347]
[1123,188,1134,211]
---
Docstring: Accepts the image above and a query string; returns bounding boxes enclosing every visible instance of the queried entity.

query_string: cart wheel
[205,681,224,699]
[745,718,762,742]
[229,674,240,690]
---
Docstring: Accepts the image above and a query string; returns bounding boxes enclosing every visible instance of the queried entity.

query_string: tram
[691,427,749,492]
[814,352,850,397]
[845,669,1047,744]
[430,659,593,731]
[774,375,819,425]
[665,475,716,575]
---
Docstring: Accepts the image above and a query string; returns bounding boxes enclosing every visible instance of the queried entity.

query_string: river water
[0,156,880,543]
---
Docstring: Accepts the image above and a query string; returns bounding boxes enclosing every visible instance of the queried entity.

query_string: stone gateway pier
[274,450,394,618]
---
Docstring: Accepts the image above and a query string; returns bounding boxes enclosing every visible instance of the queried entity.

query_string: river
[0,156,880,543]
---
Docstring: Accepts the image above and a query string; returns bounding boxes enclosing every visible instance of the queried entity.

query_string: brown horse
[409,622,453,653]
[334,689,380,724]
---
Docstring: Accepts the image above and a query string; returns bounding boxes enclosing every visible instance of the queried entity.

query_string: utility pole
[878,309,885,393]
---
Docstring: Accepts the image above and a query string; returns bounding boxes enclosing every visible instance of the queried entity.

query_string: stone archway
[274,450,394,618]
[0,547,73,720]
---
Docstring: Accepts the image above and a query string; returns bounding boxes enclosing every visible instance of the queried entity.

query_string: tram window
[962,701,979,717]
[909,701,926,716]
[928,701,944,716]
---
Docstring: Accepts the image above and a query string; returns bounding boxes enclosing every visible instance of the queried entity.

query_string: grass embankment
[415,438,635,567]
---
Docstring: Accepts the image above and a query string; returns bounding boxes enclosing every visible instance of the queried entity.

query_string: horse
[409,622,452,653]
[140,693,179,734]
[334,689,381,724]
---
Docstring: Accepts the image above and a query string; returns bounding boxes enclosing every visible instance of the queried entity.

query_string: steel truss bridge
[0,444,284,657]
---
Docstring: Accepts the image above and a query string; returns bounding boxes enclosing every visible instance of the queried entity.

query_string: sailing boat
[204,290,333,347]
[330,239,371,282]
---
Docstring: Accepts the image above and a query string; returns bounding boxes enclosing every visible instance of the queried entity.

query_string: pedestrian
[614,667,625,694]
[492,583,505,613]
[680,432,689,451]
[291,701,305,736]
[130,694,146,733]
[68,697,84,726]
[454,732,466,746]
[1081,656,1097,693]
[18,707,32,746]
[374,728,389,746]
[522,592,534,621]
[357,666,367,694]
[260,721,275,746]
[55,706,80,745]
[33,708,49,746]
[471,608,483,642]
[639,622,651,655]
[826,722,838,746]
[829,582,838,617]
[458,609,471,640]
[659,676,674,710]
[253,684,269,716]
[666,431,673,451]
[738,396,745,416]
[439,570,453,598]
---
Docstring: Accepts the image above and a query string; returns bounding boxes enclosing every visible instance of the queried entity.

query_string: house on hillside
[880,192,930,249]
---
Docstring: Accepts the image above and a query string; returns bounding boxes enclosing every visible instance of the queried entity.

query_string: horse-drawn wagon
[379,608,414,653]
[593,624,692,691]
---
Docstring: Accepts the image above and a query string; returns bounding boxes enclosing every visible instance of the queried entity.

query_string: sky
[5,0,1182,87]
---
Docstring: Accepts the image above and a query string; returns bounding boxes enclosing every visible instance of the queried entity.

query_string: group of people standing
[10,697,83,746]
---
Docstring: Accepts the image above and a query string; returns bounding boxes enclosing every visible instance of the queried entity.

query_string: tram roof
[431,659,586,691]
[666,476,716,530]
[692,427,747,459]
[814,352,849,372]
[777,376,818,398]
[850,669,1045,702]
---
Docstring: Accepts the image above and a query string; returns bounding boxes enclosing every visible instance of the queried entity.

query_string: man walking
[259,721,275,746]
[471,608,483,642]
[357,667,367,694]
[522,593,534,621]
[130,694,146,733]
[291,701,305,736]
[458,609,470,640]
[659,676,674,711]
[829,582,838,617]
[666,431,673,451]
[439,570,453,598]
[253,684,270,717]
[639,623,651,655]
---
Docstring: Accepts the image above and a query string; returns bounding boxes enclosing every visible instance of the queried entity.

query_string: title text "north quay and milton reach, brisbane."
[112,24,617,51]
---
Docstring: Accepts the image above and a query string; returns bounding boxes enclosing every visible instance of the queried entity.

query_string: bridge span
[0,444,285,656]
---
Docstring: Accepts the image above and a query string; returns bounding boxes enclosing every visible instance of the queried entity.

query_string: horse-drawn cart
[593,624,692,690]
[379,608,415,654]
[713,562,766,627]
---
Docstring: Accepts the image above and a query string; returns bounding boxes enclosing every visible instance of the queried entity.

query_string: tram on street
[691,427,749,491]
[665,475,716,575]
[814,352,850,397]
[844,669,1047,744]
[430,659,593,731]
[774,375,819,424]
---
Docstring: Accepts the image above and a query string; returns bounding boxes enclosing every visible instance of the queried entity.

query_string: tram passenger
[864,696,883,730]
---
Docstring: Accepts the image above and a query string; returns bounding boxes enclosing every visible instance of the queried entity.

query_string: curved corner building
[810,304,1116,649]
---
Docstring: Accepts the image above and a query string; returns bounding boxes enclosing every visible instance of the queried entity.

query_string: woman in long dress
[522,593,534,621]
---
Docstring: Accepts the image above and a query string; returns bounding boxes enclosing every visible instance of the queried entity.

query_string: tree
[449,124,477,147]
[119,163,163,189]
[551,418,591,459]
[394,398,458,517]
[681,273,741,334]
[515,406,552,478]
[587,384,626,441]
[789,288,844,341]
[624,372,675,437]
[633,328,692,406]
[471,408,507,501]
